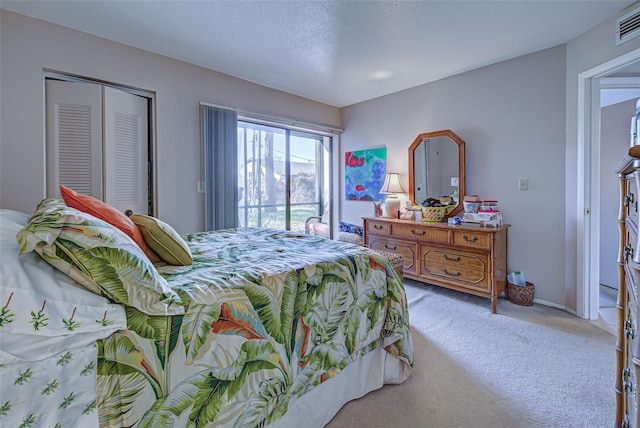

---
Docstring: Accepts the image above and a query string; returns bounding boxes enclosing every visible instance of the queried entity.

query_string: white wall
[0,10,340,233]
[341,45,567,306]
[340,1,640,312]
[564,1,640,310]
[600,99,637,289]
[3,4,639,311]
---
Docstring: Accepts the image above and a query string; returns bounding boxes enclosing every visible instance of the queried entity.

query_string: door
[45,80,103,199]
[103,86,149,215]
[45,79,150,215]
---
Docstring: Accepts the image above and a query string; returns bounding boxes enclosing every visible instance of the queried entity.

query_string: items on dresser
[616,148,640,427]
[400,210,415,220]
[462,211,504,227]
[448,217,461,226]
[363,216,509,313]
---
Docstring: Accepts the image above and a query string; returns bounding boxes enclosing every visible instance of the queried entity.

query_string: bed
[0,198,413,427]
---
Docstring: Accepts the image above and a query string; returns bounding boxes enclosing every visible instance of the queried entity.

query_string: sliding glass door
[238,121,331,233]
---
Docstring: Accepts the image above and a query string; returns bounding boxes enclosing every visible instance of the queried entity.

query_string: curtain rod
[199,101,343,135]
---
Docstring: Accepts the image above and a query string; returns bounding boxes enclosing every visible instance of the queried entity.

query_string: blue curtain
[201,105,238,230]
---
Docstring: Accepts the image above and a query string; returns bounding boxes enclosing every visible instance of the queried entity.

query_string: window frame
[237,117,334,236]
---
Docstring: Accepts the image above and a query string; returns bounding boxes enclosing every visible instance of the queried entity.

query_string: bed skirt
[269,338,411,427]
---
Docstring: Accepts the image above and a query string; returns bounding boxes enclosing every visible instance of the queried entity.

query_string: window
[237,120,332,233]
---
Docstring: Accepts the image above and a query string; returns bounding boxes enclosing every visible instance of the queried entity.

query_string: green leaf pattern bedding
[3,203,413,428]
[97,228,414,427]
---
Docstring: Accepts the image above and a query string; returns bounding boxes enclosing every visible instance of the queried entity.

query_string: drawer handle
[624,379,635,395]
[443,268,460,277]
[463,235,478,243]
[622,367,636,400]
[625,193,635,207]
[625,245,634,263]
[411,229,426,236]
[625,320,636,340]
[443,254,460,262]
[385,244,397,251]
[373,225,384,230]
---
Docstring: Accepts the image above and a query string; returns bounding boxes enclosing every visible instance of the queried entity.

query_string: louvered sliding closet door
[45,80,103,199]
[103,86,149,215]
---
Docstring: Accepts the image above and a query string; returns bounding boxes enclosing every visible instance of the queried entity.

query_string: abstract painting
[344,147,386,201]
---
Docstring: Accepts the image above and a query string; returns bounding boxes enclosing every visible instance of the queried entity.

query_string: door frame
[43,70,158,215]
[577,48,640,320]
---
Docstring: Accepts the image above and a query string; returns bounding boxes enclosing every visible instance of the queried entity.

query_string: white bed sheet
[0,209,127,427]
[0,209,127,361]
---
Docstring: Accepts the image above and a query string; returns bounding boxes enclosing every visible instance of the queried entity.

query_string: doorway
[578,48,640,321]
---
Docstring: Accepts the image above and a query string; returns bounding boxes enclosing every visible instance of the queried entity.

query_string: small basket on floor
[505,281,535,306]
[375,250,404,279]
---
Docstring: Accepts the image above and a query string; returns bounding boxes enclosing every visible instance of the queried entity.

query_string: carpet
[327,279,616,428]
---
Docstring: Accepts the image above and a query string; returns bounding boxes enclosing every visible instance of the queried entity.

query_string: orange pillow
[59,185,161,262]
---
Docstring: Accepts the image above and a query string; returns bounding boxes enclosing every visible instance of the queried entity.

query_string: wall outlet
[518,178,528,191]
[197,181,205,193]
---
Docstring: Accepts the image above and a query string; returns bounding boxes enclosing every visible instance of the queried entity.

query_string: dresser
[616,146,640,427]
[362,216,509,313]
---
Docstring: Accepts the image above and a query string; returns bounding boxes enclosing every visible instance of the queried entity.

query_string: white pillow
[0,209,127,340]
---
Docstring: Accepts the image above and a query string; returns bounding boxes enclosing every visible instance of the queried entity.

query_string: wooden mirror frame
[408,129,466,218]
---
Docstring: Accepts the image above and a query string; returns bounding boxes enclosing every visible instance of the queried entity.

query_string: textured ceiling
[1,0,638,107]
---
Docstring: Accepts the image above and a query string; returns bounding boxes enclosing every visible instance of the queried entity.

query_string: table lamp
[380,172,406,218]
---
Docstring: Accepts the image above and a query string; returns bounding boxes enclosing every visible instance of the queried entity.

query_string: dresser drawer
[628,221,639,307]
[625,298,639,426]
[419,247,489,290]
[421,246,488,272]
[452,230,491,249]
[391,223,449,243]
[367,221,390,235]
[362,216,509,314]
[421,263,489,290]
[368,236,417,276]
[628,175,639,227]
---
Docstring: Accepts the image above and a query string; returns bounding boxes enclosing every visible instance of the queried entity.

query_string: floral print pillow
[16,199,183,316]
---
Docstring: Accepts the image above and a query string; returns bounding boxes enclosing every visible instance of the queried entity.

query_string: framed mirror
[408,129,466,218]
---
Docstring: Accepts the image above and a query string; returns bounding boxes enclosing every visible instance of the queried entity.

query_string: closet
[45,79,152,215]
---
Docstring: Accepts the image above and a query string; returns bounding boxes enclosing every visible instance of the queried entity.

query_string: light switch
[518,178,528,191]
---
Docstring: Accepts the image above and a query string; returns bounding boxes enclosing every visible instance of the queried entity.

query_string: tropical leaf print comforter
[97,228,414,427]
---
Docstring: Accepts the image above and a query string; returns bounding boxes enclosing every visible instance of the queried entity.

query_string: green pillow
[16,198,184,316]
[129,214,193,266]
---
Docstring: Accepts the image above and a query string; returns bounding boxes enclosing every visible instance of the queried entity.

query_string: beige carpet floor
[327,279,616,428]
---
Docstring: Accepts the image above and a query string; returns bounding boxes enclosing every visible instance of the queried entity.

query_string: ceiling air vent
[616,6,640,45]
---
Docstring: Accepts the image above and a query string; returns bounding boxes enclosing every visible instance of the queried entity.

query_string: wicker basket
[505,281,535,306]
[375,250,404,279]
[421,206,448,222]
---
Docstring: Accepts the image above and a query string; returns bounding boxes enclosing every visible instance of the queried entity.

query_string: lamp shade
[380,173,406,194]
